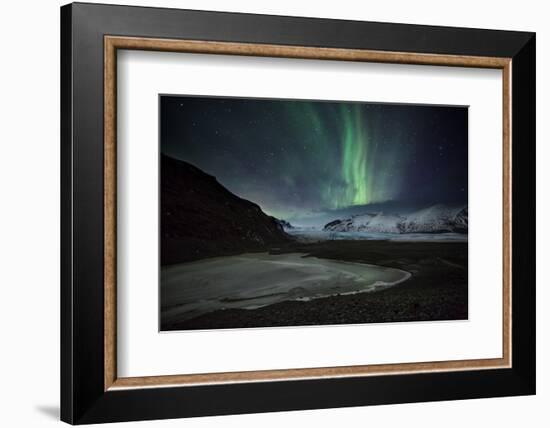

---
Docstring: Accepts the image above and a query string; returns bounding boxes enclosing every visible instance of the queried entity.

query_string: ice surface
[161,253,410,324]
[287,228,467,242]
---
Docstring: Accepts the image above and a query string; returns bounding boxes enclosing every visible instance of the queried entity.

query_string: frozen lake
[161,253,410,325]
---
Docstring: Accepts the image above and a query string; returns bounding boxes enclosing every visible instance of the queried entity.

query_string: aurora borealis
[161,95,468,226]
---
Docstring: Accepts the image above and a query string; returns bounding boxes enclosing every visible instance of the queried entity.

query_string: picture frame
[60,2,535,424]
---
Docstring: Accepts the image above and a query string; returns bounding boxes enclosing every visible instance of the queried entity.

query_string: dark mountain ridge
[161,155,291,265]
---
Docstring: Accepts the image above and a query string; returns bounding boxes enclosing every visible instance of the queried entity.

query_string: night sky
[161,95,468,226]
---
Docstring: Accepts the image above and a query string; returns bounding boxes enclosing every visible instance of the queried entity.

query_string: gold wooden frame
[104,36,512,391]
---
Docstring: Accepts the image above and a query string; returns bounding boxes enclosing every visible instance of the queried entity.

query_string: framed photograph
[60,2,535,424]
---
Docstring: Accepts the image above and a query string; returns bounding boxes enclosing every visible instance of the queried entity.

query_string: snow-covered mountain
[324,212,403,233]
[453,207,468,233]
[323,204,468,234]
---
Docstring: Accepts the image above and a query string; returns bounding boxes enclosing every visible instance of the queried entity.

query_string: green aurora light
[286,101,400,211]
[162,95,468,225]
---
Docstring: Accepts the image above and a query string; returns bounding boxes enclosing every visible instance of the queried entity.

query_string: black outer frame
[60,2,535,424]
